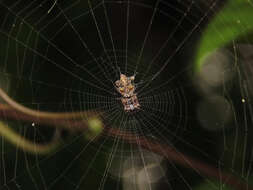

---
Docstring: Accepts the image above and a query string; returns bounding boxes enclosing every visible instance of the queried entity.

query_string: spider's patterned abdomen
[115,74,140,112]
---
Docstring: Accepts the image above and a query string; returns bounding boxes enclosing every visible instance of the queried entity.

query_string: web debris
[48,0,58,14]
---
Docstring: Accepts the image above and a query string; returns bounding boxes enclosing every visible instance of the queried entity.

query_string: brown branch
[0,105,250,190]
[0,87,251,190]
[0,104,98,131]
[107,128,250,190]
[0,88,96,120]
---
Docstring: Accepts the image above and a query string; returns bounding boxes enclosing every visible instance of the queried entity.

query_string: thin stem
[0,104,92,131]
[0,120,60,154]
[0,88,250,190]
[0,88,98,120]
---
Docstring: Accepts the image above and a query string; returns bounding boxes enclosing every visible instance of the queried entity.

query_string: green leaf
[194,0,253,72]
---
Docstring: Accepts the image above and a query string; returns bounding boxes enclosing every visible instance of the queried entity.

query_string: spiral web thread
[0,0,252,190]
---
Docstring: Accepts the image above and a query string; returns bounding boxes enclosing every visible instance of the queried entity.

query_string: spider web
[0,0,252,189]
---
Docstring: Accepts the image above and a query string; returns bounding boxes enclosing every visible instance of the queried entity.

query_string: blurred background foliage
[0,0,253,190]
[195,0,253,72]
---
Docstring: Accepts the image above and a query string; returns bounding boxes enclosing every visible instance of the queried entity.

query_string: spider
[115,74,140,112]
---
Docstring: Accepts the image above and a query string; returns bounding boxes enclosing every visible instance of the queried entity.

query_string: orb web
[0,0,252,190]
